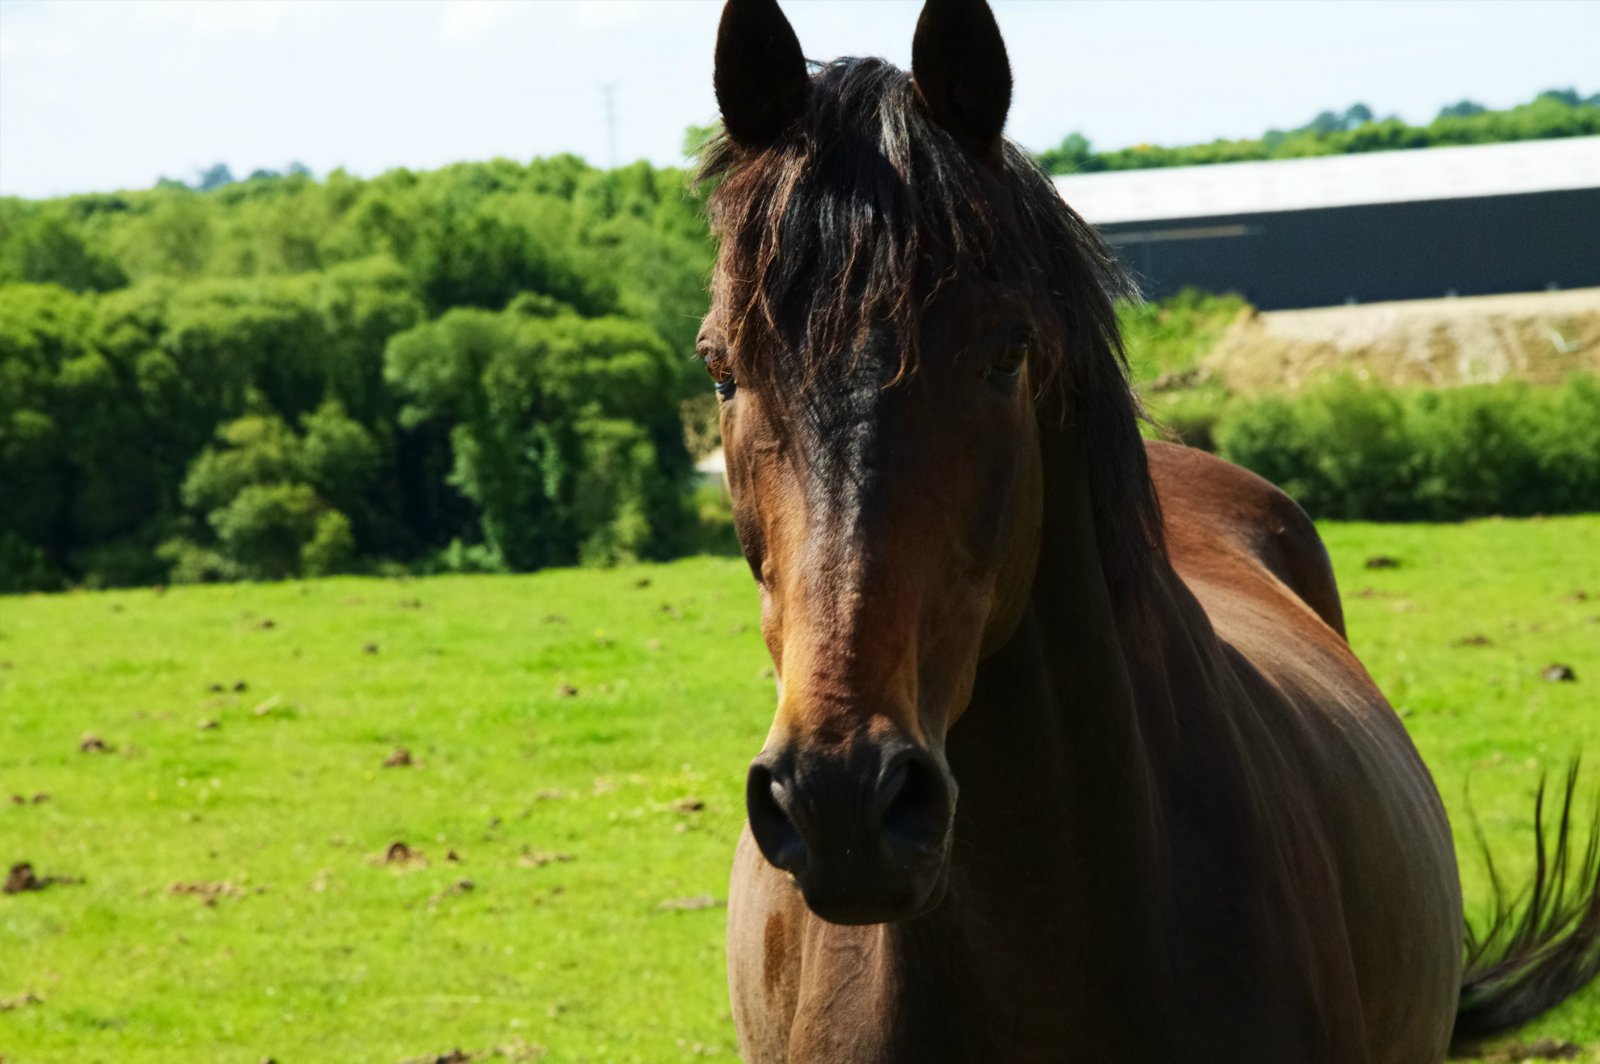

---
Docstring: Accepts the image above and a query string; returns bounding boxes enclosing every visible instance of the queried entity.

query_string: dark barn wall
[1093,188,1600,310]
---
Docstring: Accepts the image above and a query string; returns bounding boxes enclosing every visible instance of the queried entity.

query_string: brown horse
[700,1,1600,1059]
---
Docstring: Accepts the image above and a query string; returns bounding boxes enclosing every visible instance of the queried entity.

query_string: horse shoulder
[1145,440,1347,638]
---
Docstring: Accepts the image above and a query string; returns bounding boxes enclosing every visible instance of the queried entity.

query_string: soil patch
[1206,288,1600,393]
[4,862,81,894]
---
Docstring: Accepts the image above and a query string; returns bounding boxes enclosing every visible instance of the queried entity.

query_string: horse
[699,1,1600,1059]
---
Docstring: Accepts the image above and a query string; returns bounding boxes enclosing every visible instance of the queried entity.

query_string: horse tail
[1450,761,1600,1054]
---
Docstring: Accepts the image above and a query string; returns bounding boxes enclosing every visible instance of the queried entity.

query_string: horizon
[2,0,1599,199]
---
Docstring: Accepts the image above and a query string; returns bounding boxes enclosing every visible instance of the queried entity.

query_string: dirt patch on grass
[376,841,429,870]
[1206,288,1600,393]
[0,991,44,1012]
[78,732,112,753]
[168,881,253,905]
[428,879,475,906]
[4,862,81,894]
[516,850,573,869]
[400,1038,547,1063]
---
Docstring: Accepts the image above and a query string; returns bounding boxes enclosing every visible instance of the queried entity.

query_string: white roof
[1054,136,1600,226]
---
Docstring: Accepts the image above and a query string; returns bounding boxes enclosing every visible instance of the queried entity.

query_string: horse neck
[935,420,1181,1046]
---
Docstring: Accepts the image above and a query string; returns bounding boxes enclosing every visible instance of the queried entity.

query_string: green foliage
[1119,289,1247,385]
[169,408,372,582]
[1143,387,1230,453]
[300,400,382,519]
[1214,376,1600,520]
[0,210,127,292]
[1036,132,1093,175]
[0,153,714,590]
[1039,88,1600,174]
[1438,100,1487,120]
[384,302,692,570]
[207,482,327,581]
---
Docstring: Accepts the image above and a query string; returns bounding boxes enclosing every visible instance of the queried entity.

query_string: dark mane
[699,56,1164,595]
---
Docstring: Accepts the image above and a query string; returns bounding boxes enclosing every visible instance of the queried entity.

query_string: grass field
[2,517,1598,1063]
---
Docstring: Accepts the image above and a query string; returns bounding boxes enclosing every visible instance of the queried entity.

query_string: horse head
[702,0,1153,924]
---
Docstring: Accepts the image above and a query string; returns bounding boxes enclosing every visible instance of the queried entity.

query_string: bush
[1529,375,1600,513]
[1120,290,1247,386]
[302,510,356,577]
[419,538,509,576]
[169,412,366,581]
[1145,388,1229,452]
[209,483,325,581]
[1213,376,1600,521]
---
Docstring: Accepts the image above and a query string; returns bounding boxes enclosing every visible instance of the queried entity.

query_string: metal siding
[1096,189,1600,310]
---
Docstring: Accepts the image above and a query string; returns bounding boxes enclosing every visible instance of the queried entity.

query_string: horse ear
[911,0,1012,152]
[714,0,809,146]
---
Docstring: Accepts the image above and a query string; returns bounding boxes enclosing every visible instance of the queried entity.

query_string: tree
[170,410,367,581]
[1,211,127,292]
[0,150,727,586]
[1037,133,1095,175]
[1437,99,1486,120]
[196,163,236,192]
[1537,88,1582,108]
[0,284,94,585]
[385,301,691,570]
[1305,110,1346,135]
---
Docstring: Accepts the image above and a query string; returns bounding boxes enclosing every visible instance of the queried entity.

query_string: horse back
[1146,440,1345,638]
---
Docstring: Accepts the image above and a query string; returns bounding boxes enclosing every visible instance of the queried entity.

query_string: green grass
[2,518,1598,1062]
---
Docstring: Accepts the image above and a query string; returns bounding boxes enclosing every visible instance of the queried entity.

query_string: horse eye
[986,334,1029,381]
[701,345,737,400]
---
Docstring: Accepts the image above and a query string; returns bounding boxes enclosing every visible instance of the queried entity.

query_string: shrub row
[1204,376,1600,521]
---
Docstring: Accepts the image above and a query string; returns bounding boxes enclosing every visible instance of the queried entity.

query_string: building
[1054,136,1600,310]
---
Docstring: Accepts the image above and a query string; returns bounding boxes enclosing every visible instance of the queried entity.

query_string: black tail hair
[1451,761,1600,1053]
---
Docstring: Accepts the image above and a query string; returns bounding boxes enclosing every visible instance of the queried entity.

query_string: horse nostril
[747,761,808,874]
[879,753,950,852]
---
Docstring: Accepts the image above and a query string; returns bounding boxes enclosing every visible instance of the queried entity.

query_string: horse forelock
[700,55,1166,598]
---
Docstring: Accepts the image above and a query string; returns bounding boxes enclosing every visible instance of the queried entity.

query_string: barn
[1055,136,1600,310]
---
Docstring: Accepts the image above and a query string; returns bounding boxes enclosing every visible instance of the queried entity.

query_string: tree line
[1,157,714,591]
[1037,88,1600,174]
[4,86,1596,592]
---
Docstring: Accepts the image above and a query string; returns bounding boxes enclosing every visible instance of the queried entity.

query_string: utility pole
[603,84,617,169]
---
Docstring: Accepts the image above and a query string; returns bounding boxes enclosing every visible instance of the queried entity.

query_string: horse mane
[699,56,1165,597]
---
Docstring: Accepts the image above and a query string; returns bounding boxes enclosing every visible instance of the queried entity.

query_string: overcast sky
[2,0,1596,199]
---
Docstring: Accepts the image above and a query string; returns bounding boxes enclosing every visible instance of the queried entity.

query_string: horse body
[730,440,1462,1062]
[705,1,1600,1058]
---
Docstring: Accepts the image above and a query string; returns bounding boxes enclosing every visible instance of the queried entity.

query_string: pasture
[2,517,1598,1063]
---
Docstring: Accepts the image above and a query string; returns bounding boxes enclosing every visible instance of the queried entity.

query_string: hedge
[1208,375,1600,521]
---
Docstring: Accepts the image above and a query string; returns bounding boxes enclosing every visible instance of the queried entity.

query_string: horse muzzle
[746,740,956,924]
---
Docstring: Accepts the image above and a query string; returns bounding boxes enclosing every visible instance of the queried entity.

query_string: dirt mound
[1205,288,1600,393]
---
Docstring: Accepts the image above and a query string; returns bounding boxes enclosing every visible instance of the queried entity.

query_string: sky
[1,0,1597,199]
